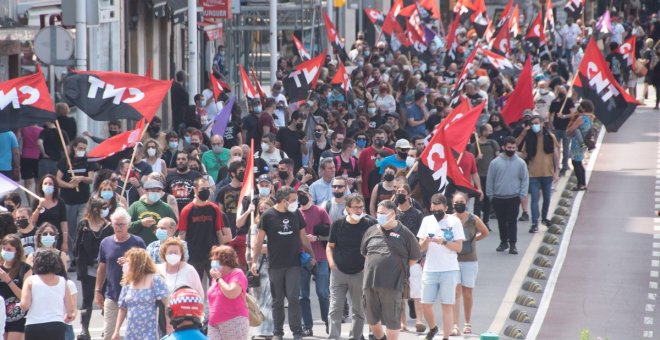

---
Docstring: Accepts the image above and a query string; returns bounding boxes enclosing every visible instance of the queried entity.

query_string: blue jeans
[300,260,330,328]
[553,129,571,171]
[530,176,553,224]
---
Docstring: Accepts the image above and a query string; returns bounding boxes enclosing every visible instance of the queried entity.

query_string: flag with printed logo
[88,119,145,160]
[0,65,56,132]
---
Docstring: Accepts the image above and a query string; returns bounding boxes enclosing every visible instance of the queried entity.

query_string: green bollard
[480,332,499,340]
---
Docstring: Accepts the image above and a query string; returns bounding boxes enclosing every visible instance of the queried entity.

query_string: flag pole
[558,72,579,114]
[406,160,419,179]
[17,183,41,201]
[54,120,79,192]
[474,131,481,156]
[120,122,150,198]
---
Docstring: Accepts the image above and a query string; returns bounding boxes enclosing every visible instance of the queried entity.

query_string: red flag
[574,38,638,132]
[292,33,311,61]
[323,11,348,61]
[88,119,145,160]
[237,139,254,218]
[501,57,534,125]
[510,5,520,36]
[491,16,511,55]
[419,0,441,20]
[209,71,223,103]
[544,0,555,32]
[615,36,636,67]
[251,67,267,101]
[62,70,172,122]
[444,13,461,65]
[406,20,428,54]
[365,8,384,26]
[498,0,513,25]
[524,12,545,47]
[283,51,328,103]
[382,0,404,35]
[399,4,416,17]
[0,65,56,132]
[331,62,351,94]
[239,65,258,99]
[295,52,327,88]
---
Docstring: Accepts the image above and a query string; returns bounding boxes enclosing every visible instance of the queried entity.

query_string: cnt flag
[331,62,352,95]
[615,36,636,67]
[382,0,404,35]
[283,51,327,103]
[292,33,311,61]
[364,8,385,26]
[236,139,255,219]
[493,0,513,36]
[88,119,145,160]
[444,14,462,66]
[239,65,259,100]
[209,71,227,103]
[418,0,441,20]
[510,5,520,37]
[573,38,638,132]
[500,56,534,125]
[544,0,555,32]
[323,12,349,62]
[0,65,56,132]
[564,0,585,20]
[251,67,267,101]
[490,16,511,56]
[63,71,172,122]
[480,48,521,78]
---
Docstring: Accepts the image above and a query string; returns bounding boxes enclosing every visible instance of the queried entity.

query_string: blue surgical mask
[211,260,221,270]
[184,136,191,144]
[41,235,56,248]
[169,141,178,150]
[1,250,14,262]
[531,124,542,133]
[356,139,367,148]
[100,190,114,201]
[148,192,162,203]
[254,106,263,113]
[155,229,168,241]
[101,208,110,218]
[377,213,390,225]
[258,187,271,197]
[42,185,54,196]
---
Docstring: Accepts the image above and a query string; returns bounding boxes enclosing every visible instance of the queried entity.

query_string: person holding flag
[214,160,250,268]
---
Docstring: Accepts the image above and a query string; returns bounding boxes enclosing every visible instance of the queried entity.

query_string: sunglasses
[332,185,345,189]
[42,232,56,236]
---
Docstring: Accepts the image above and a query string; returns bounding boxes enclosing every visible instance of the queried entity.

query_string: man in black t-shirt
[241,99,261,146]
[165,151,202,212]
[250,187,316,339]
[38,121,69,178]
[215,160,250,267]
[326,194,376,339]
[549,85,575,176]
[276,111,306,170]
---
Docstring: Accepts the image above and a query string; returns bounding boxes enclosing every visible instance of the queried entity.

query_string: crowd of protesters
[0,4,657,340]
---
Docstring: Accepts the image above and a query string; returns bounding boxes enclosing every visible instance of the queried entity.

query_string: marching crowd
[0,4,657,340]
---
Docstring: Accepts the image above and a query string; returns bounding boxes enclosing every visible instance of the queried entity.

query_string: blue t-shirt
[378,154,407,174]
[0,132,18,171]
[406,104,428,137]
[98,234,146,301]
[161,328,208,340]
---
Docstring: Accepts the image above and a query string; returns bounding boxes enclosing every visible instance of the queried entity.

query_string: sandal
[415,322,427,333]
[450,324,461,336]
[463,323,473,334]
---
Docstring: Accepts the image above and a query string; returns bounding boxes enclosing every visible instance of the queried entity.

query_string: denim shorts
[421,270,460,305]
[458,261,479,288]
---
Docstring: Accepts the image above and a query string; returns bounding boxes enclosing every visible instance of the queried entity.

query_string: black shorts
[5,318,26,333]
[20,158,39,180]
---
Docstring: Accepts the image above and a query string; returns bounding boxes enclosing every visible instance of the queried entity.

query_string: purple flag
[0,173,19,196]
[595,9,612,34]
[211,96,236,136]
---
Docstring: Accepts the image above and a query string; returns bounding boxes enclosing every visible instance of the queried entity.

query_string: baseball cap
[297,184,310,194]
[395,139,412,149]
[143,179,164,190]
[257,174,272,184]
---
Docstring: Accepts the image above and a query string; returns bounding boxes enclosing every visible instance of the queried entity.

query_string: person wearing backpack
[450,192,489,337]
[332,138,361,193]
[256,133,288,170]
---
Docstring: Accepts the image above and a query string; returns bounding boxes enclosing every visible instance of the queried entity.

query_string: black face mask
[15,219,29,229]
[314,132,323,139]
[298,194,310,206]
[278,171,289,180]
[374,140,385,147]
[454,202,467,213]
[395,194,407,205]
[109,130,120,137]
[178,164,188,172]
[490,121,500,128]
[383,173,395,182]
[296,123,304,130]
[190,142,200,149]
[397,151,408,159]
[150,125,161,134]
[332,191,344,199]
[433,210,445,221]
[197,189,210,201]
[505,150,516,157]
[236,171,245,182]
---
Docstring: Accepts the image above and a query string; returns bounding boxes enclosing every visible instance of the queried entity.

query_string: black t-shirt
[426,114,443,133]
[396,207,424,237]
[16,229,37,257]
[276,127,305,170]
[223,121,242,149]
[328,216,377,274]
[241,114,259,146]
[57,116,77,142]
[334,155,360,178]
[39,128,69,161]
[550,96,574,131]
[214,184,246,237]
[179,203,223,262]
[258,208,305,269]
[166,170,202,212]
[32,199,67,249]
[132,161,153,179]
[58,157,98,205]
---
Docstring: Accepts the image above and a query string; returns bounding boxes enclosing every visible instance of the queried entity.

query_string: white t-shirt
[417,214,465,272]
[157,262,205,298]
[256,148,287,168]
[534,91,556,121]
[561,23,581,49]
[611,23,625,45]
[202,89,220,121]
[65,280,78,325]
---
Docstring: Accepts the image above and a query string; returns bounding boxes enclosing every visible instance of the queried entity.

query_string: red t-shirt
[357,146,394,196]
[458,151,477,183]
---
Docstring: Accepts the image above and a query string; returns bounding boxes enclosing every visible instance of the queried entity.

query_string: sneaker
[425,326,438,340]
[542,219,552,226]
[325,322,329,334]
[302,328,313,337]
[559,169,567,177]
[408,299,416,319]
[496,242,509,252]
[529,224,538,233]
[509,245,519,254]
[518,212,530,221]
[293,335,303,340]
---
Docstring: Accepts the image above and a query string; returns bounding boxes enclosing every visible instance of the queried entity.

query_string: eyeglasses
[332,185,345,189]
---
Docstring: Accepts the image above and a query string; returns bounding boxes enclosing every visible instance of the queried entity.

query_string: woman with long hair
[93,179,123,216]
[31,175,68,251]
[73,198,113,339]
[143,139,168,179]
[20,250,75,340]
[112,248,170,340]
[207,245,249,340]
[567,100,595,191]
[26,223,69,274]
[249,198,275,339]
[92,169,128,209]
[0,234,32,340]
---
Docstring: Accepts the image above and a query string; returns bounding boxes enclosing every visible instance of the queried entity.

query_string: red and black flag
[450,47,479,101]
[251,67,267,101]
[323,12,349,62]
[564,0,585,20]
[456,0,488,36]
[331,62,351,95]
[418,0,441,21]
[382,0,404,35]
[480,48,521,77]
[292,33,311,61]
[615,36,636,68]
[62,70,172,122]
[493,0,513,34]
[510,5,520,37]
[444,13,462,66]
[283,51,327,103]
[0,66,56,132]
[574,39,638,132]
[239,65,259,100]
[209,71,229,103]
[88,119,145,161]
[365,8,384,26]
[524,12,545,48]
[418,101,483,205]
[490,16,511,56]
[544,0,555,32]
[500,56,534,125]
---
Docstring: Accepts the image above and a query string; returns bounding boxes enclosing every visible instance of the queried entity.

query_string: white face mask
[287,201,299,212]
[261,142,269,151]
[147,148,157,157]
[406,157,416,168]
[349,213,365,221]
[76,150,86,158]
[165,253,181,266]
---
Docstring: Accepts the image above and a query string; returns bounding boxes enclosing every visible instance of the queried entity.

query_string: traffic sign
[34,26,75,66]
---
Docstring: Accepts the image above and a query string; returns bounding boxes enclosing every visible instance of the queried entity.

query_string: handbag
[247,257,265,288]
[243,292,265,327]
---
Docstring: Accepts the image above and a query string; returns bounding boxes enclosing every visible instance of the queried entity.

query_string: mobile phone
[428,233,435,238]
